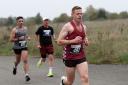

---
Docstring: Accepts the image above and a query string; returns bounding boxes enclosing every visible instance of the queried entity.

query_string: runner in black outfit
[35,18,55,77]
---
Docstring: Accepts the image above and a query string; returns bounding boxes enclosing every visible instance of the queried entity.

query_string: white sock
[13,65,16,68]
[14,63,17,68]
[49,67,53,73]
[25,73,29,76]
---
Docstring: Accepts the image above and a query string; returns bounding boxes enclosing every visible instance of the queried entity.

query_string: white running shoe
[60,76,67,85]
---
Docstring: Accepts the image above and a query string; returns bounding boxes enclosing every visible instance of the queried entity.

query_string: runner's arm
[35,34,40,45]
[57,24,71,45]
[83,25,89,46]
[9,28,18,42]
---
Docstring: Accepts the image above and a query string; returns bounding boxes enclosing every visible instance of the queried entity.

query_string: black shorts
[13,47,28,54]
[63,57,86,67]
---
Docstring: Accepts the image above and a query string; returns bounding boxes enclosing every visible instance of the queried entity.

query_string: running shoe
[13,67,17,75]
[60,76,67,85]
[47,72,54,77]
[36,58,42,68]
[25,75,31,82]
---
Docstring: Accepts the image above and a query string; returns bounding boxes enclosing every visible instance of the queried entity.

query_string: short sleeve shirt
[35,26,54,45]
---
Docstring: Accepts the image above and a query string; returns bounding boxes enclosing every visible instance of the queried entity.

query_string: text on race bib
[70,45,81,54]
[43,30,51,36]
[19,41,27,47]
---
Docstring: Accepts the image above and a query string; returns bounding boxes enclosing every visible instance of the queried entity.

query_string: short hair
[72,6,82,13]
[16,16,23,20]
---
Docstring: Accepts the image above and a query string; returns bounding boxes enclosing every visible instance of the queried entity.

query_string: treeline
[0,13,42,26]
[54,5,128,22]
[84,5,128,21]
[0,5,128,26]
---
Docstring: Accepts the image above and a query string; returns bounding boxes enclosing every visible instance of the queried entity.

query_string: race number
[70,45,81,54]
[43,30,51,36]
[19,41,27,47]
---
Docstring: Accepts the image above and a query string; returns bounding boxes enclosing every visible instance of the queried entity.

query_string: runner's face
[72,9,83,23]
[43,20,49,27]
[17,18,24,27]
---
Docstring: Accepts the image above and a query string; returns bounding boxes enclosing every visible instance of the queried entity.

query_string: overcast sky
[0,0,128,20]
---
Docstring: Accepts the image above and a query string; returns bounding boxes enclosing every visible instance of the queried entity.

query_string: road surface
[0,56,128,85]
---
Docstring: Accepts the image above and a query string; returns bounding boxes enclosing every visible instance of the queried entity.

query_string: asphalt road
[0,56,128,85]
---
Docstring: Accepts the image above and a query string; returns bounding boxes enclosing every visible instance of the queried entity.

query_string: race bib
[70,45,81,54]
[19,41,27,47]
[43,30,51,36]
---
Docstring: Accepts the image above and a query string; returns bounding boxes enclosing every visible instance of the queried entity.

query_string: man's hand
[84,37,89,46]
[71,36,83,44]
[36,42,41,48]
[27,36,31,40]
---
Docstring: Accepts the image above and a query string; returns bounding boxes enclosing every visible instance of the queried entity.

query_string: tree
[108,13,119,19]
[0,18,7,26]
[6,16,15,26]
[83,8,88,21]
[53,13,70,23]
[35,13,42,25]
[85,5,98,20]
[26,17,36,26]
[119,11,128,19]
[97,8,107,20]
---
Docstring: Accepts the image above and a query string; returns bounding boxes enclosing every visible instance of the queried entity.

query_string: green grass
[0,19,128,64]
[119,53,128,64]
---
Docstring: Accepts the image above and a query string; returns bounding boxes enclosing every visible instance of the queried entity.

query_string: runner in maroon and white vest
[57,6,89,85]
[63,21,86,60]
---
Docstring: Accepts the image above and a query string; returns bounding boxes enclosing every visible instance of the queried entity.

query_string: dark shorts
[40,44,54,58]
[13,47,28,55]
[63,57,86,67]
